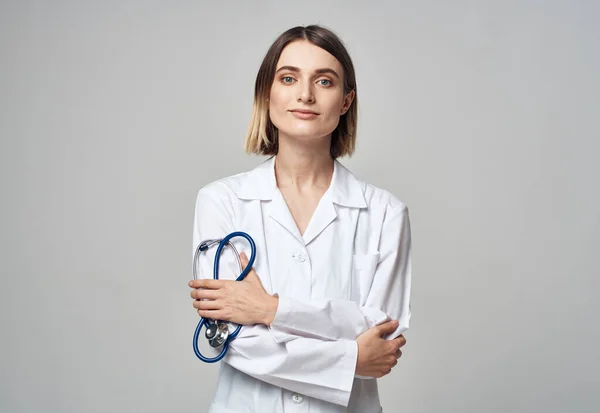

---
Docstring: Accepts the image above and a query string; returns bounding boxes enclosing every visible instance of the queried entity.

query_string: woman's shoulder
[196,156,277,200]
[194,170,249,202]
[364,183,407,213]
[353,171,408,214]
[336,159,407,214]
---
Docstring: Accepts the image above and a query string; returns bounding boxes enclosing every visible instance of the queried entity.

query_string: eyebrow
[275,65,340,79]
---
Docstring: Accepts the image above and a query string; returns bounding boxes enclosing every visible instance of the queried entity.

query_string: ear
[340,89,355,115]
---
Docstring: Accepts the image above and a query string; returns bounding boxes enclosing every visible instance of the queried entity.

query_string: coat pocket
[352,253,380,305]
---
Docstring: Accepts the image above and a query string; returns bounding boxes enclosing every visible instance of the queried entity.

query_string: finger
[240,251,256,274]
[240,252,262,284]
[197,309,227,321]
[388,338,406,354]
[189,279,226,289]
[395,349,402,359]
[193,299,220,310]
[243,269,261,284]
[240,251,248,266]
[392,334,407,348]
[376,320,399,335]
[190,289,220,300]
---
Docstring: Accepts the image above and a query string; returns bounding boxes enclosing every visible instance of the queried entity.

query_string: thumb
[240,251,254,275]
[376,320,399,336]
[240,251,249,266]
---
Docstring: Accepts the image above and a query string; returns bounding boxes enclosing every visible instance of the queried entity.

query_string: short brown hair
[244,25,358,159]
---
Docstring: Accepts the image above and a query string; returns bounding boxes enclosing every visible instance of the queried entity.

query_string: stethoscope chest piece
[205,322,229,348]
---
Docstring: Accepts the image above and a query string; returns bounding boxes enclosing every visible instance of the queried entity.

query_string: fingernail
[240,251,247,259]
[188,281,192,286]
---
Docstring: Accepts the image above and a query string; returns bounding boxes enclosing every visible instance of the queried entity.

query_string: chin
[279,128,330,142]
[277,122,335,140]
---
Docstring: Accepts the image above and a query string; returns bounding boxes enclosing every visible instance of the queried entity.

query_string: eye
[281,76,295,84]
[318,78,333,87]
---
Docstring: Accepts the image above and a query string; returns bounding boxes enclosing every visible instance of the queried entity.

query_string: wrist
[262,294,279,325]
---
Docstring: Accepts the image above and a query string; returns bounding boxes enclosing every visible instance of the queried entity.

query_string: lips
[290,110,319,120]
[290,109,319,115]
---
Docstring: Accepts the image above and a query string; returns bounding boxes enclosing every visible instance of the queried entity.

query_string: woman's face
[268,40,354,144]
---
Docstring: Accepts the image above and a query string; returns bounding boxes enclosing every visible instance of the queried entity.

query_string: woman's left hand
[189,252,279,326]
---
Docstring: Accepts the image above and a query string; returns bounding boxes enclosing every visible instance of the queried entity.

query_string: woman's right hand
[355,320,406,378]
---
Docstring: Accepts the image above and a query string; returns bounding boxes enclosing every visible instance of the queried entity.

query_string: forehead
[276,40,342,73]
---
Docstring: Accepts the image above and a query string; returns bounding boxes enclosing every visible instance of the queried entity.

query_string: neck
[274,133,334,190]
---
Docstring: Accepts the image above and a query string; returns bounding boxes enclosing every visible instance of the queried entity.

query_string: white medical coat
[192,155,412,413]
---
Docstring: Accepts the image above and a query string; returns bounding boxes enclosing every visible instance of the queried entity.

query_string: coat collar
[236,155,367,208]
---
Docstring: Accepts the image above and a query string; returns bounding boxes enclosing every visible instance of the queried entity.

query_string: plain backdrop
[1,1,598,412]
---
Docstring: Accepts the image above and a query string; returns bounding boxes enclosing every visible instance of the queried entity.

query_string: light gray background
[1,1,598,412]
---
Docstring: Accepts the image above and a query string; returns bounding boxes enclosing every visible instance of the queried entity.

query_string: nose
[297,81,315,103]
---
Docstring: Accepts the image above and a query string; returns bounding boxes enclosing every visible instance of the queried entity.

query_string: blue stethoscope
[192,231,256,363]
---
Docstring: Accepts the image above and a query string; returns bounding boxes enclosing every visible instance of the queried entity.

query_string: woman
[189,25,412,413]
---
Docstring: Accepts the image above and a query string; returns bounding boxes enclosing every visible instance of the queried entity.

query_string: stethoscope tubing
[193,231,256,363]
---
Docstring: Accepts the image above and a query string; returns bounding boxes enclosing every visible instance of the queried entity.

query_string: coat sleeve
[268,203,412,347]
[191,182,358,406]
